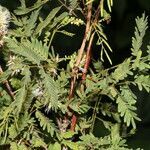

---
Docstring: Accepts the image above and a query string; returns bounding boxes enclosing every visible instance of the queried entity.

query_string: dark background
[0,0,150,149]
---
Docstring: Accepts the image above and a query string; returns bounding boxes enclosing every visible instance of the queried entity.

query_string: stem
[69,2,93,99]
[57,0,77,16]
[68,3,93,132]
[0,66,14,101]
[75,3,92,67]
[82,2,101,80]
[48,30,56,48]
[82,32,95,80]
[90,96,101,133]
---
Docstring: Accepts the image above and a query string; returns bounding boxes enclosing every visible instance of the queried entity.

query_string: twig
[81,1,101,80]
[57,0,77,17]
[82,32,95,80]
[69,2,101,131]
[68,3,93,132]
[0,66,14,101]
[69,2,92,98]
[90,96,101,132]
[75,3,92,67]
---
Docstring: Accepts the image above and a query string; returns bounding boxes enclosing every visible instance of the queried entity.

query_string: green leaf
[40,69,59,110]
[13,85,27,115]
[0,70,12,83]
[14,0,48,15]
[10,142,28,150]
[8,124,18,139]
[134,75,150,92]
[131,13,148,56]
[5,37,48,65]
[48,142,61,150]
[69,100,90,114]
[34,6,61,35]
[32,133,47,148]
[62,140,79,150]
[24,8,41,36]
[35,110,57,136]
[111,59,133,82]
[61,131,75,139]
[116,86,141,128]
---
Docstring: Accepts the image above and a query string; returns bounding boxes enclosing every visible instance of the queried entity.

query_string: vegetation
[0,0,149,149]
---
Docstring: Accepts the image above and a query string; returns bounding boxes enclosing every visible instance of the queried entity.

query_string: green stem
[48,30,56,48]
[90,96,101,133]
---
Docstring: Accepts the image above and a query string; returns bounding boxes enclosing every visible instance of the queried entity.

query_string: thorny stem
[0,66,14,101]
[69,2,93,100]
[68,1,102,132]
[82,32,95,80]
[75,3,92,67]
[68,3,93,132]
[82,1,101,81]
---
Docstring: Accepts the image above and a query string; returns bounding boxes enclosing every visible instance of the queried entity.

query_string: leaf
[131,13,148,56]
[13,85,27,115]
[35,110,57,136]
[107,0,112,12]
[116,86,141,128]
[62,140,79,150]
[0,69,12,83]
[69,0,78,10]
[61,131,75,139]
[10,142,28,150]
[111,59,133,82]
[34,6,61,35]
[5,37,48,65]
[134,75,150,92]
[40,69,59,110]
[57,30,75,37]
[9,124,18,139]
[17,112,35,133]
[48,142,61,150]
[14,0,48,15]
[24,8,41,36]
[49,12,69,29]
[32,133,47,148]
[69,100,90,114]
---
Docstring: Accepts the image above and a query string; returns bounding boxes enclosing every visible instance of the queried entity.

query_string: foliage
[0,0,149,149]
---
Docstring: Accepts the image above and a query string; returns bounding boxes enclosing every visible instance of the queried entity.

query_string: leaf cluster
[0,0,149,150]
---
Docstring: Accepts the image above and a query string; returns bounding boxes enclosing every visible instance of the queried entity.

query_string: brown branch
[82,32,95,80]
[68,3,93,132]
[0,66,14,101]
[75,3,92,67]
[68,66,78,99]
[70,114,77,131]
[68,2,93,100]
[82,3,101,81]
[70,4,101,130]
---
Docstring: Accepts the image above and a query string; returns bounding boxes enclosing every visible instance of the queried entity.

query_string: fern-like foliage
[131,13,148,56]
[35,110,57,137]
[0,0,149,149]
[39,68,59,110]
[5,37,48,65]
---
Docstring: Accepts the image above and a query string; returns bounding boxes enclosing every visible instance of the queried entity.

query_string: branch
[68,3,93,132]
[0,66,14,101]
[82,3,101,80]
[75,3,92,67]
[82,32,95,80]
[68,3,93,99]
[57,0,77,16]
